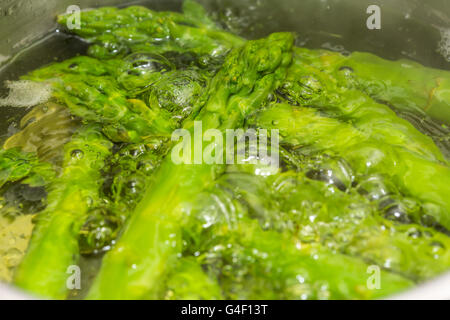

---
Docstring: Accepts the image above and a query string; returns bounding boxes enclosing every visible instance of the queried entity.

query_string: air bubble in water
[71,149,84,160]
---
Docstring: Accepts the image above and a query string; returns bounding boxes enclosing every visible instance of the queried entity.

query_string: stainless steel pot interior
[0,0,449,300]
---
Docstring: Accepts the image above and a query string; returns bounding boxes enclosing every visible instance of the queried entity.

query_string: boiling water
[0,1,450,298]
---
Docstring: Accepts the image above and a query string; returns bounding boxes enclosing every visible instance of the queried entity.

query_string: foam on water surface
[0,80,52,108]
[438,28,450,62]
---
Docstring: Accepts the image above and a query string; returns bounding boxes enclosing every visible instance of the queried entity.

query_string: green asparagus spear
[219,164,450,281]
[180,186,413,299]
[56,2,244,60]
[79,142,163,255]
[5,0,449,300]
[251,103,450,230]
[164,258,223,300]
[86,32,294,299]
[334,52,450,123]
[23,57,179,143]
[0,102,78,221]
[59,0,448,124]
[0,148,54,189]
[278,53,446,163]
[14,124,112,299]
[290,47,450,123]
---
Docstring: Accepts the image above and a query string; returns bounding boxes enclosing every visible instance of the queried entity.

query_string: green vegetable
[57,2,244,60]
[251,103,450,230]
[106,143,162,210]
[165,258,223,300]
[278,52,446,163]
[1,1,448,300]
[218,166,450,282]
[0,102,76,220]
[23,57,178,143]
[0,148,54,189]
[14,124,112,299]
[333,51,450,123]
[86,32,294,299]
[79,142,163,255]
[183,199,414,299]
[289,47,450,124]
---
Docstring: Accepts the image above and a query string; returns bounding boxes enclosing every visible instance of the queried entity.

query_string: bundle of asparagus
[0,0,448,299]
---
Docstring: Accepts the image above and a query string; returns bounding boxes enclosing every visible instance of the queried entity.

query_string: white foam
[438,28,450,62]
[0,80,53,108]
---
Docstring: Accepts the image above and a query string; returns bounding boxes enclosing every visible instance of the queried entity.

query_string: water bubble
[339,66,354,73]
[407,228,422,239]
[357,175,391,201]
[305,156,353,191]
[85,196,94,207]
[420,214,439,229]
[429,241,445,259]
[384,205,411,224]
[430,241,445,249]
[145,69,205,120]
[71,149,84,160]
[79,207,122,255]
[118,52,174,94]
[298,225,316,242]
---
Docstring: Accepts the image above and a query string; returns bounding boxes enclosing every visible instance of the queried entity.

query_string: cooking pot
[0,0,449,300]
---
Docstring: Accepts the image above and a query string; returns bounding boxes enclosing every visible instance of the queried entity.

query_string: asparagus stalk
[291,47,450,123]
[57,0,450,130]
[79,140,168,256]
[0,148,54,189]
[57,0,449,124]
[180,187,413,299]
[9,0,448,299]
[337,52,450,123]
[164,258,223,300]
[251,103,450,230]
[279,53,446,163]
[86,32,294,299]
[56,1,244,60]
[221,164,450,281]
[211,219,413,299]
[14,124,112,299]
[23,57,178,143]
